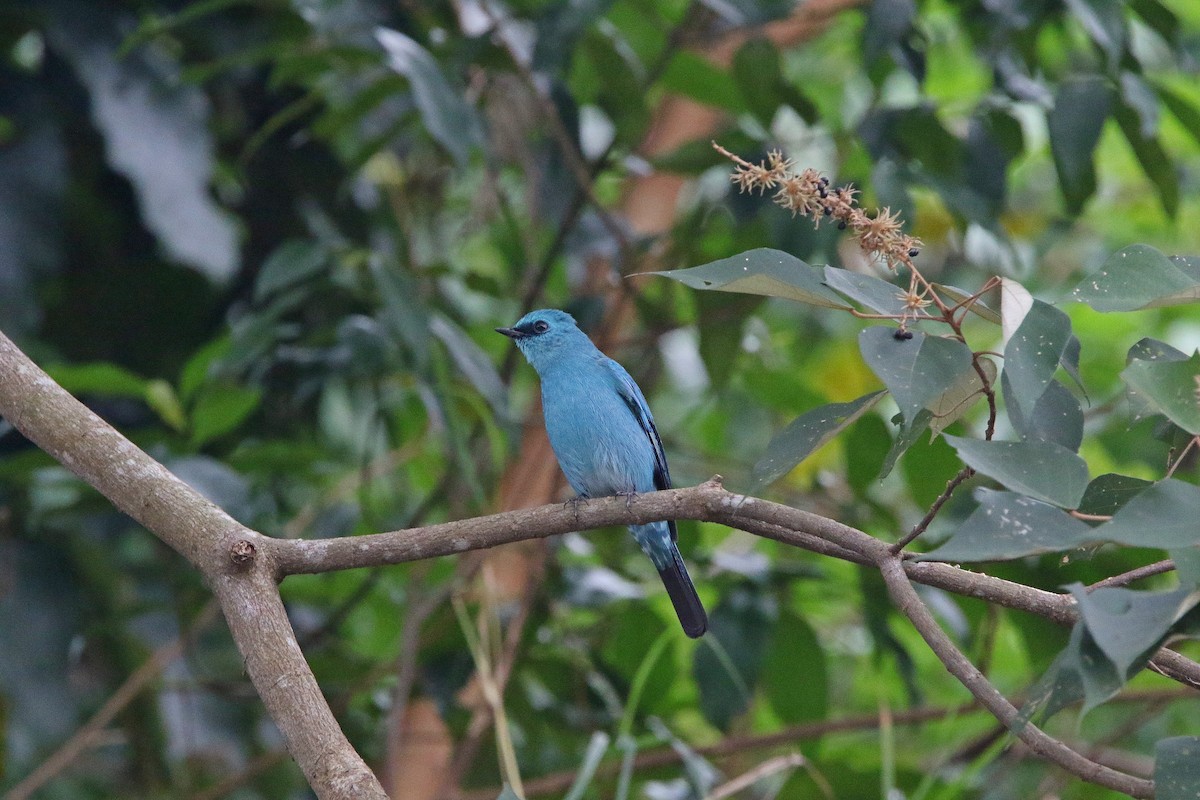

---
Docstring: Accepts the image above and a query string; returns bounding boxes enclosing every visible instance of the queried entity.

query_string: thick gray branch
[269,482,1078,626]
[0,331,386,800]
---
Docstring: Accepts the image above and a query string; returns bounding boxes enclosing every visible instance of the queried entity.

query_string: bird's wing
[601,357,672,494]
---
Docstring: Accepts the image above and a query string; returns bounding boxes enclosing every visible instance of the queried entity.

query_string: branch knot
[229,538,257,568]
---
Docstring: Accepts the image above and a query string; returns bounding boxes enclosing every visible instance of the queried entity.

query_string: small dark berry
[894,329,914,341]
[838,221,847,230]
[820,176,830,186]
[823,206,832,216]
[908,248,920,258]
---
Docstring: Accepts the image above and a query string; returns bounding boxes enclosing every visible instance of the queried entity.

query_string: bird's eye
[532,320,550,333]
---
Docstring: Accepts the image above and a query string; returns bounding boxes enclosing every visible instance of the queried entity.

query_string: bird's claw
[564,496,589,522]
[616,490,638,509]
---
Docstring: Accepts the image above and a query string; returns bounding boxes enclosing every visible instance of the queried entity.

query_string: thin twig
[893,466,974,552]
[878,556,1154,798]
[1088,559,1177,592]
[1166,435,1200,478]
[451,688,1190,800]
[1070,510,1113,521]
[438,545,546,799]
[187,749,289,800]
[8,602,220,800]
[705,752,806,800]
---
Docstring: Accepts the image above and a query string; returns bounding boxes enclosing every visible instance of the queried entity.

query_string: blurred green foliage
[2,0,1200,798]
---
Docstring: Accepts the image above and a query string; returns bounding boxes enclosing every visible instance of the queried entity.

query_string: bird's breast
[540,371,654,497]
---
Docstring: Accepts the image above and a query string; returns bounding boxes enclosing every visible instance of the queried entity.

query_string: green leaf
[1121,351,1200,434]
[1120,72,1160,139]
[900,422,961,508]
[752,391,886,487]
[1027,622,1127,720]
[145,379,187,431]
[1070,245,1200,311]
[928,357,996,438]
[603,606,675,720]
[823,266,908,315]
[1068,583,1200,675]
[647,249,851,309]
[190,383,263,447]
[375,28,484,166]
[1093,479,1200,549]
[696,292,761,390]
[532,0,616,71]
[1155,81,1200,148]
[693,586,774,731]
[1125,338,1191,420]
[1002,300,1072,419]
[371,260,431,370]
[1132,0,1180,46]
[1064,0,1126,66]
[45,362,148,398]
[1114,101,1179,217]
[943,435,1088,508]
[1003,374,1083,452]
[859,328,975,425]
[179,336,232,402]
[659,52,743,112]
[919,489,1093,562]
[863,0,916,64]
[847,413,893,494]
[1129,337,1189,363]
[1077,473,1153,517]
[254,239,328,302]
[878,409,932,480]
[429,314,507,418]
[731,38,817,124]
[1156,737,1200,800]
[763,611,828,723]
[1172,548,1200,587]
[1048,77,1111,214]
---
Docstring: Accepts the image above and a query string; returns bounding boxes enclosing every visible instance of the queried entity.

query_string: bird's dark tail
[658,544,707,638]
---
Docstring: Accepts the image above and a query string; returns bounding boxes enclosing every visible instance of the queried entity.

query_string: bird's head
[496,308,591,371]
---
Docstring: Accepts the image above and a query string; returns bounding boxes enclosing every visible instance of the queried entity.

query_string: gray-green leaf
[919,489,1093,562]
[646,249,851,309]
[1070,244,1200,311]
[1121,351,1200,434]
[1093,479,1200,549]
[1048,77,1112,214]
[752,391,886,487]
[1002,299,1072,419]
[859,328,975,425]
[943,435,1089,509]
[1068,583,1200,676]
[376,27,484,166]
[1156,736,1200,800]
[822,266,908,315]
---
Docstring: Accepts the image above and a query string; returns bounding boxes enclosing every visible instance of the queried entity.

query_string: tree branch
[0,330,387,800]
[878,557,1155,798]
[2,327,1194,799]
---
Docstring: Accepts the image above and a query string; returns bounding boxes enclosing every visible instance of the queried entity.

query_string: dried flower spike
[714,142,922,272]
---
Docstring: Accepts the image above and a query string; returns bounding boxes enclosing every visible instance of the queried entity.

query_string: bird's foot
[564,495,589,522]
[615,490,639,509]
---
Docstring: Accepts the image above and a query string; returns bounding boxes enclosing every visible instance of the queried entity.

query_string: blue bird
[497,309,707,638]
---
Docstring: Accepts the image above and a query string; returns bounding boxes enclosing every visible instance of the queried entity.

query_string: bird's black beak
[495,327,524,339]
